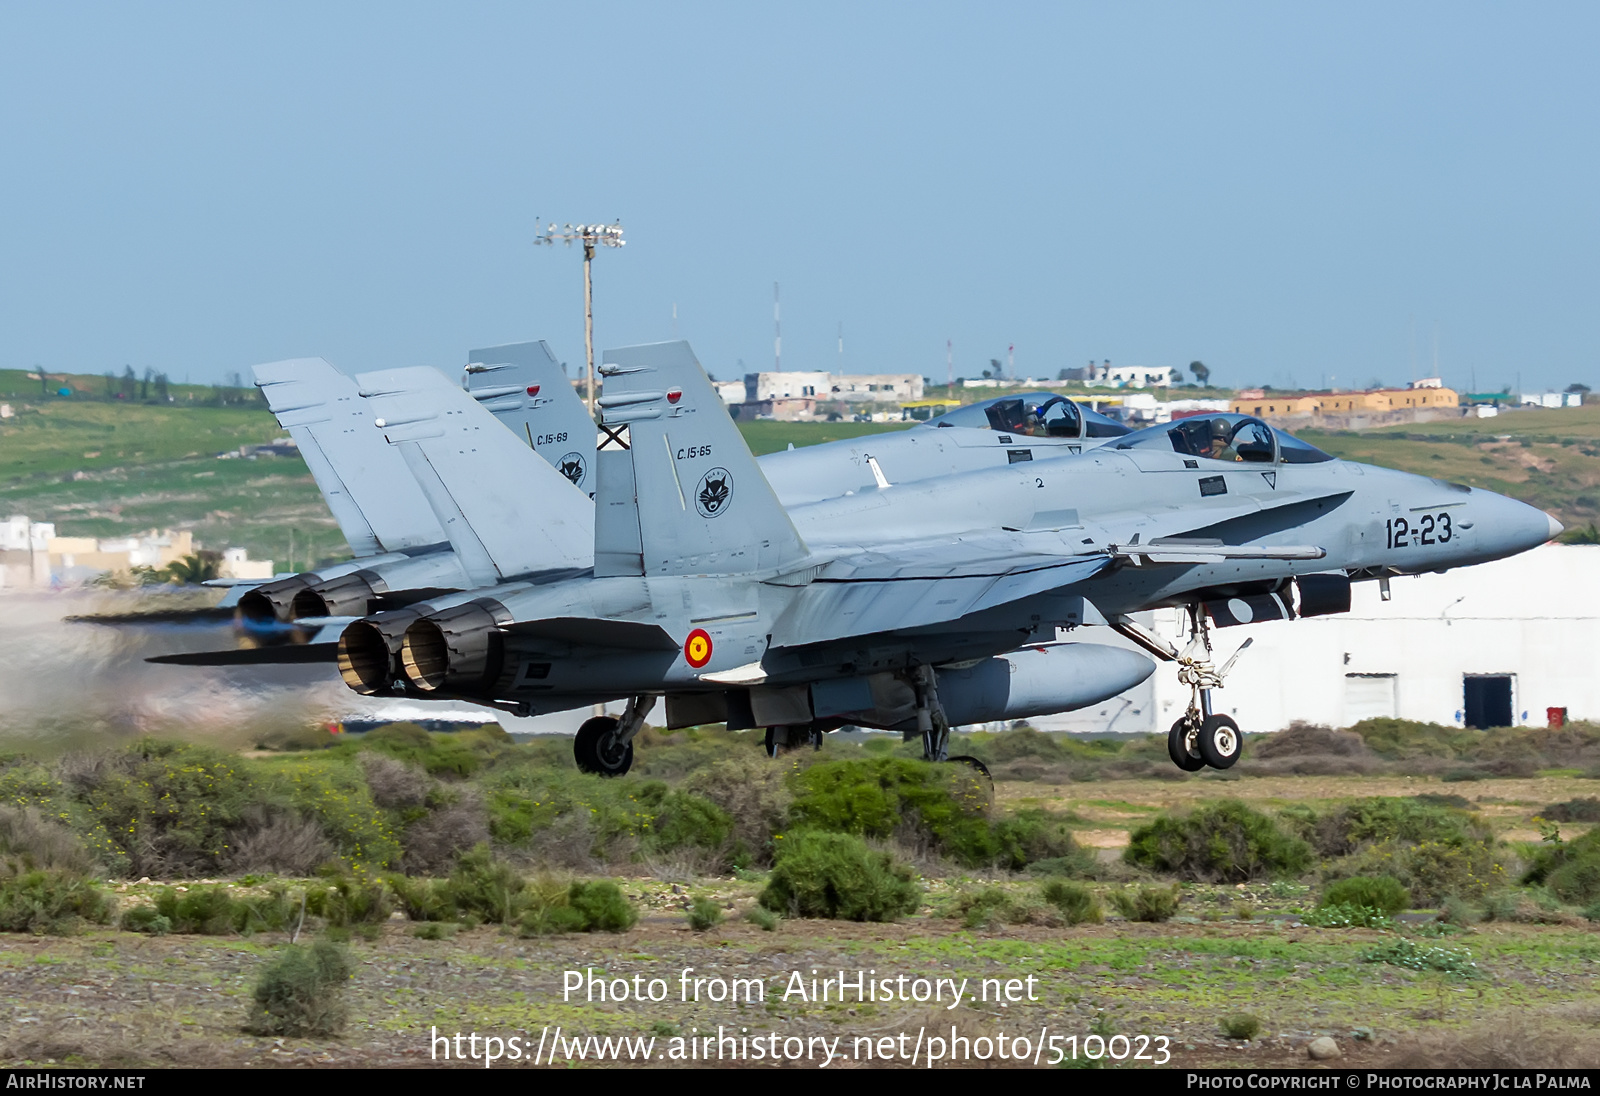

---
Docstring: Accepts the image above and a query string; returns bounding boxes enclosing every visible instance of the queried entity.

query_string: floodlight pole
[535,220,626,415]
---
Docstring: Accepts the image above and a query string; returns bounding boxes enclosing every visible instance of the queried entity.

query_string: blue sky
[1,2,1595,393]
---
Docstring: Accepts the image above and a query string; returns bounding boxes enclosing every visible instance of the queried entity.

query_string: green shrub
[678,755,792,868]
[990,810,1093,873]
[154,885,239,935]
[1321,875,1410,916]
[687,896,723,931]
[744,907,778,931]
[0,868,114,934]
[444,844,527,925]
[1581,899,1600,923]
[388,874,455,923]
[412,921,457,940]
[1539,829,1600,905]
[85,740,262,877]
[1110,884,1182,922]
[788,758,992,859]
[565,881,637,933]
[305,877,394,927]
[1348,719,1471,760]
[954,886,1032,929]
[349,722,510,778]
[760,831,921,921]
[1542,797,1600,823]
[1220,1013,1261,1040]
[149,883,294,936]
[1311,798,1490,857]
[1439,895,1476,926]
[650,791,735,858]
[788,758,1083,870]
[1040,880,1103,925]
[519,903,589,936]
[120,904,172,935]
[1123,801,1311,882]
[245,939,353,1036]
[267,757,401,871]
[519,877,635,935]
[1332,838,1505,905]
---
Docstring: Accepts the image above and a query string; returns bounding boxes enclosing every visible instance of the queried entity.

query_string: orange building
[1231,383,1459,418]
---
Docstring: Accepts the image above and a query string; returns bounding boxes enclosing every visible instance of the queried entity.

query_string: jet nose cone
[1547,513,1565,541]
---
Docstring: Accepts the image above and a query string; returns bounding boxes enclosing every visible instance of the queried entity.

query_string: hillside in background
[3,392,1596,569]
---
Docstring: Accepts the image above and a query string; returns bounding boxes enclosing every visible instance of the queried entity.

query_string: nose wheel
[1121,606,1249,773]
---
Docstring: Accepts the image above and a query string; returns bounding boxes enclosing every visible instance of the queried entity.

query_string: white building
[1519,392,1584,409]
[1082,361,1183,389]
[743,372,924,404]
[1038,543,1597,735]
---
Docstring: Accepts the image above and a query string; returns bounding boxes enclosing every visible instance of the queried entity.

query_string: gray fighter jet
[190,341,1552,776]
[154,341,1557,777]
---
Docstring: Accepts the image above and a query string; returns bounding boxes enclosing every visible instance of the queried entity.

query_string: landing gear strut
[1122,606,1249,772]
[912,664,951,762]
[574,694,656,777]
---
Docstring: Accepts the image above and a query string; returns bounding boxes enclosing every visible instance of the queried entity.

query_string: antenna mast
[534,219,626,415]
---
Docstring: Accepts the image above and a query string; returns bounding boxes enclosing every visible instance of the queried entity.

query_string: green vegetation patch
[1124,800,1312,882]
[245,938,353,1037]
[789,756,1083,869]
[760,831,921,921]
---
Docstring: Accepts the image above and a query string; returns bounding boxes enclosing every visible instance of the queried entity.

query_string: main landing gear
[1118,606,1249,773]
[574,694,656,777]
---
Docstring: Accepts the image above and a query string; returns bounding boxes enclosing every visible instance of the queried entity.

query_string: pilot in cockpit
[1206,417,1240,461]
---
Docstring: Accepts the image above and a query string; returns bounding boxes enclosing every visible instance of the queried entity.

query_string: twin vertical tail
[356,366,595,586]
[464,341,597,496]
[593,341,810,577]
[253,357,447,556]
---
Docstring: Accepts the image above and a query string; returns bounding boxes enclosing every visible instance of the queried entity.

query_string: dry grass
[1389,1015,1600,1068]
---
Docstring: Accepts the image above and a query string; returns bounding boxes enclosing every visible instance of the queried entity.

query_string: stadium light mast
[535,219,626,415]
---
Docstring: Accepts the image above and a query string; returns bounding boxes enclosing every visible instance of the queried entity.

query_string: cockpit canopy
[1110,413,1335,464]
[923,392,1130,439]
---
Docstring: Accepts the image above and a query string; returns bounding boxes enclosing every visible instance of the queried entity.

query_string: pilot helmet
[1209,417,1231,440]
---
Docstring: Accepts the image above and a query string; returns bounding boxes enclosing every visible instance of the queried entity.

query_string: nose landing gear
[1119,606,1250,773]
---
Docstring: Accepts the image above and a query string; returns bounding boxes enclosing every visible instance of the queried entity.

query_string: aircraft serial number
[677,445,712,459]
[536,432,568,446]
[1385,512,1453,550]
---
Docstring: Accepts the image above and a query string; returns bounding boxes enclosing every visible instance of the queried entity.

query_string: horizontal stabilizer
[146,643,341,666]
[67,607,237,626]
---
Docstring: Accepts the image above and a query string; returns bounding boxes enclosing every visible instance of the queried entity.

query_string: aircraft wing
[768,550,1108,649]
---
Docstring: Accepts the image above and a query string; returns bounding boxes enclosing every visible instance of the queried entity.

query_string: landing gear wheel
[575,715,632,776]
[1197,714,1241,770]
[763,725,789,759]
[1167,717,1206,772]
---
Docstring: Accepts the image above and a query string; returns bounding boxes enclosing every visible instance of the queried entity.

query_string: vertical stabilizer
[596,341,808,576]
[464,341,597,495]
[254,358,447,556]
[356,366,594,586]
